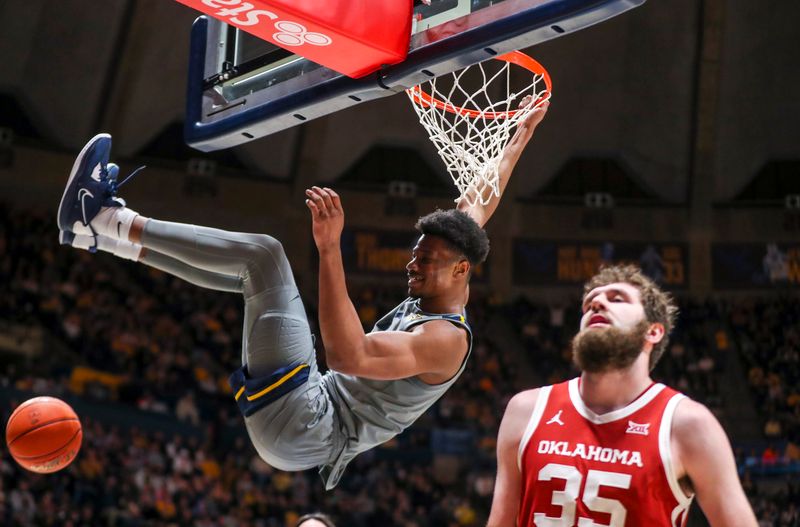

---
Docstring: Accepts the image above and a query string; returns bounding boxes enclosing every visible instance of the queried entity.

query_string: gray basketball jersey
[320,297,472,489]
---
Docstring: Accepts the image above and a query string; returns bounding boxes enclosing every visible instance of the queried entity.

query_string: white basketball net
[407,57,550,206]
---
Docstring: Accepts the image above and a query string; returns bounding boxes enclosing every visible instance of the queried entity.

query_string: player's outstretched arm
[458,100,549,228]
[306,187,466,381]
[306,186,367,367]
[487,390,539,527]
[673,399,758,527]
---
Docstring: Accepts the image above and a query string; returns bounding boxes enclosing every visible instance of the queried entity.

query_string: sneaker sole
[57,133,111,232]
[58,231,74,245]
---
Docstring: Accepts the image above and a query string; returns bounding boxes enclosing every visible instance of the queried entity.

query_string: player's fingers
[519,95,534,109]
[315,186,335,210]
[323,188,342,211]
[305,198,320,217]
[305,188,328,216]
[306,187,328,212]
[527,100,550,125]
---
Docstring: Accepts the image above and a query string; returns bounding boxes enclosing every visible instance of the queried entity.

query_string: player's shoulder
[670,397,721,440]
[497,388,544,446]
[505,379,568,411]
[670,395,737,480]
[411,317,470,349]
[505,387,544,417]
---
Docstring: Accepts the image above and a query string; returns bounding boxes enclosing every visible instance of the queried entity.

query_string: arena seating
[1,204,797,526]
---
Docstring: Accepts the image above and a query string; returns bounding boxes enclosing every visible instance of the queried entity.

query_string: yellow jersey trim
[236,363,310,402]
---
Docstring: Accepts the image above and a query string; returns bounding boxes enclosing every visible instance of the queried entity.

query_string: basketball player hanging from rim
[487,265,758,527]
[56,98,548,489]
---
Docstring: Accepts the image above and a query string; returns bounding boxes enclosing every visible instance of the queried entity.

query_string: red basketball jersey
[517,378,694,527]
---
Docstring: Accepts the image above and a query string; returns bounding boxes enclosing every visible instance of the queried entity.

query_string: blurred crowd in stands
[1,204,798,526]
[729,298,800,445]
[506,294,728,412]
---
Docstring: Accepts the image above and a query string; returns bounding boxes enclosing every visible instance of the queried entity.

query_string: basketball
[5,396,83,474]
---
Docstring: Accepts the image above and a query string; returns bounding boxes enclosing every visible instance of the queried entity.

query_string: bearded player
[487,265,757,527]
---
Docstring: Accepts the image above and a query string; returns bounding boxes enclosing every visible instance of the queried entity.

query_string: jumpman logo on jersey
[546,410,564,426]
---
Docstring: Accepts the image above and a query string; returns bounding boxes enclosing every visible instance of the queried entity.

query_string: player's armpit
[335,320,468,382]
[487,390,539,527]
[672,399,758,527]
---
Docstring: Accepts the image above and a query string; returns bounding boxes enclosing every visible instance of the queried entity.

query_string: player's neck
[578,355,653,415]
[417,287,467,314]
[418,295,464,314]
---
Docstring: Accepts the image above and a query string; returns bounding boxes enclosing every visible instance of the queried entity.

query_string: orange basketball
[5,396,83,473]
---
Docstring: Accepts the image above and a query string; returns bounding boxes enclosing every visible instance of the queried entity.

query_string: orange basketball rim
[407,51,552,119]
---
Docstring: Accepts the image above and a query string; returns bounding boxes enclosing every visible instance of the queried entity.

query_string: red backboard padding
[174,0,411,78]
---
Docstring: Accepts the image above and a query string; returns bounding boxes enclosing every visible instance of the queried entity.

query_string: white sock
[90,206,139,241]
[69,233,142,261]
[103,237,142,261]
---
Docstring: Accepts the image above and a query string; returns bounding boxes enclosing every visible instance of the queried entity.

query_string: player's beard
[571,319,651,373]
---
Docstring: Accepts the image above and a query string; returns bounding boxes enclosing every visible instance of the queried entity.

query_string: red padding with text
[175,0,412,78]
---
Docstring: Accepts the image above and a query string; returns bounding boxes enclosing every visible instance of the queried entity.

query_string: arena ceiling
[1,0,798,204]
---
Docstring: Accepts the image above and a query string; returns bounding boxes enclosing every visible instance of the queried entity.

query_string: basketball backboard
[185,0,646,151]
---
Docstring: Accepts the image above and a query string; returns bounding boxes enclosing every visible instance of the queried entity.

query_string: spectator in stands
[761,444,780,466]
[175,390,201,425]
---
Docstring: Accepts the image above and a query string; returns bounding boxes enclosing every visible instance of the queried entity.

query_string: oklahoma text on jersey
[536,440,644,468]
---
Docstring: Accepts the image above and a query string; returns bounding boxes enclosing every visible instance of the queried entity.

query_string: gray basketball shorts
[229,362,345,473]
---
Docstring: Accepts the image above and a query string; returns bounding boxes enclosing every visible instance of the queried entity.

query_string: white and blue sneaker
[57,133,118,236]
[57,134,142,249]
[104,163,126,207]
[58,230,93,250]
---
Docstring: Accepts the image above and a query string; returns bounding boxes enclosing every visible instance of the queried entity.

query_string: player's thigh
[244,285,314,376]
[244,377,338,470]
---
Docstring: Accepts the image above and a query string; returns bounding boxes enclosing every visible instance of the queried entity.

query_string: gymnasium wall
[2,143,791,301]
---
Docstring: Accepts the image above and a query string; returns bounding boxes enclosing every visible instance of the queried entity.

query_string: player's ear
[644,322,665,344]
[453,258,470,279]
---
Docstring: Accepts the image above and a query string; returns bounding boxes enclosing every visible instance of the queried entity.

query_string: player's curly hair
[583,265,679,371]
[295,512,337,527]
[415,209,490,265]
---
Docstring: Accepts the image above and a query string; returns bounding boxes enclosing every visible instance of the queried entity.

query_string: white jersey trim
[568,378,666,424]
[658,394,694,526]
[517,385,552,470]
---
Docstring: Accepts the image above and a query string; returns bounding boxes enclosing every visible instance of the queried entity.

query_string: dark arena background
[1,1,799,525]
